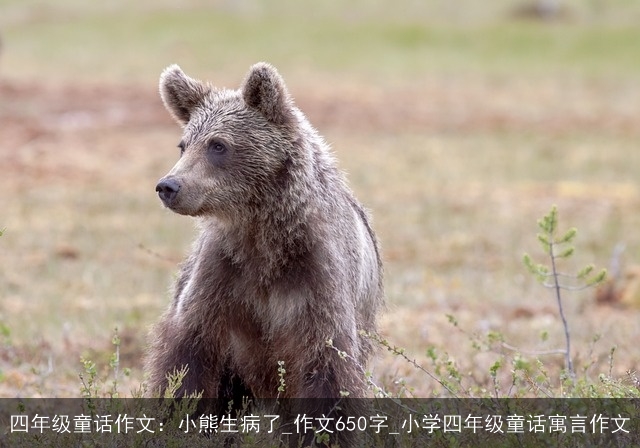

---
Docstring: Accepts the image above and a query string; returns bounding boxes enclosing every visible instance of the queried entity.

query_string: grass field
[1,0,640,398]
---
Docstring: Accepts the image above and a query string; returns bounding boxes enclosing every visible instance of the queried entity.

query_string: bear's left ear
[159,65,210,126]
[242,62,293,125]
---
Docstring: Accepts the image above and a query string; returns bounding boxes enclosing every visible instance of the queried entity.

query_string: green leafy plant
[523,205,606,381]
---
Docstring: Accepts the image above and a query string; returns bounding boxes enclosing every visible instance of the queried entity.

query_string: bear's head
[156,63,302,219]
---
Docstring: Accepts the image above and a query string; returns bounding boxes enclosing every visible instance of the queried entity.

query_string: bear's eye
[205,138,230,167]
[177,142,186,157]
[208,140,227,154]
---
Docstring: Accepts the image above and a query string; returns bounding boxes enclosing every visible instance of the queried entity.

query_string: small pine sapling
[523,205,606,381]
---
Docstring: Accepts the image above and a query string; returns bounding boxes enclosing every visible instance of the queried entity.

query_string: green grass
[3,2,640,83]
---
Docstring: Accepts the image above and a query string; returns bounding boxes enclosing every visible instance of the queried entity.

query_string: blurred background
[1,0,640,397]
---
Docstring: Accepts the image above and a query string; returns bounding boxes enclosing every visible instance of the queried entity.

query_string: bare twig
[548,220,575,380]
[360,331,460,398]
[501,342,567,356]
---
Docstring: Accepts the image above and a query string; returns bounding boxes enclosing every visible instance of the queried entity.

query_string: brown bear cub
[147,62,383,404]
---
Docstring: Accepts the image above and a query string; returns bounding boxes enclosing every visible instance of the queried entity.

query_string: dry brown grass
[2,68,640,398]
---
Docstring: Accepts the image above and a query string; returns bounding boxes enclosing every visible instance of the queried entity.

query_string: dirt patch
[3,76,638,150]
[301,78,640,136]
[0,80,170,146]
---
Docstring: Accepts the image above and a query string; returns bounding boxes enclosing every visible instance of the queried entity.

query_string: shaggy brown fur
[146,63,383,405]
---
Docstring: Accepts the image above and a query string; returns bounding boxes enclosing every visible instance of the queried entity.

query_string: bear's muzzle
[156,177,181,207]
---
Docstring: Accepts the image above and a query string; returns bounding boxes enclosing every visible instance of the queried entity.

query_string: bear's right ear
[159,65,210,125]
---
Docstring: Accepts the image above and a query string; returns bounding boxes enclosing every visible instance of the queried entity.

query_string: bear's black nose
[156,178,181,204]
